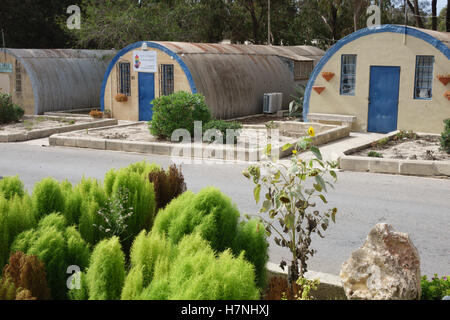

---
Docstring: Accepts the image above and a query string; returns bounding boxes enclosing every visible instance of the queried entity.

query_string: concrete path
[1,137,449,277]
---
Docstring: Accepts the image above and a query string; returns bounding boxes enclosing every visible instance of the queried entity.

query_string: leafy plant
[0,93,24,124]
[421,274,450,300]
[148,91,211,139]
[148,164,187,212]
[11,214,90,300]
[395,129,417,141]
[368,151,383,158]
[152,187,268,289]
[32,178,65,220]
[203,119,243,144]
[0,176,25,200]
[1,251,51,300]
[289,84,305,118]
[84,237,125,300]
[243,127,338,292]
[440,119,450,154]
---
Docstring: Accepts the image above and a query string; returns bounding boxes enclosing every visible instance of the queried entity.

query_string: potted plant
[115,93,128,102]
[89,110,103,119]
[103,109,112,118]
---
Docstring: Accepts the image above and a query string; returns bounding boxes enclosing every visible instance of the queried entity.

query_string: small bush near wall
[149,91,211,140]
[203,119,243,144]
[421,275,450,300]
[440,119,450,154]
[0,94,24,124]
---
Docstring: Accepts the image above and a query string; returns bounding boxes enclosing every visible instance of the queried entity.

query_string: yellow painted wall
[104,48,192,121]
[0,53,35,115]
[309,32,450,134]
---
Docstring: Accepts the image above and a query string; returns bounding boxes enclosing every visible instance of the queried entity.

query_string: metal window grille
[117,62,131,96]
[340,55,357,96]
[414,56,434,100]
[15,60,22,93]
[294,61,313,81]
[160,64,174,96]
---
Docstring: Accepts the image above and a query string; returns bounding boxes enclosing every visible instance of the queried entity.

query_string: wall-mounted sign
[133,51,157,73]
[0,63,13,73]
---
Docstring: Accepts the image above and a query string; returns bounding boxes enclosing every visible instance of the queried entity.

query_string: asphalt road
[0,142,449,277]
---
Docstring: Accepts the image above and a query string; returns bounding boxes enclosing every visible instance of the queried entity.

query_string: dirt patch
[0,117,87,134]
[354,135,449,161]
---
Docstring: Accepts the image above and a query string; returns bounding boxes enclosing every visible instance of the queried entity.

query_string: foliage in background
[421,274,450,300]
[0,176,25,200]
[149,91,211,140]
[0,94,24,125]
[1,251,51,300]
[203,120,243,144]
[148,164,187,212]
[152,187,269,288]
[288,84,305,118]
[440,119,450,154]
[11,214,90,300]
[243,127,338,290]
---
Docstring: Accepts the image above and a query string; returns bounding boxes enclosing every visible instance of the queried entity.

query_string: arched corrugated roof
[3,49,115,114]
[152,42,324,118]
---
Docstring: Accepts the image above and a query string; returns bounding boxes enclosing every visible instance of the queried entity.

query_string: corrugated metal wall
[5,49,114,114]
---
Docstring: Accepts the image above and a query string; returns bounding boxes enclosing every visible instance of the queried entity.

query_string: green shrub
[11,214,90,300]
[153,187,268,289]
[368,151,383,158]
[0,277,17,300]
[32,178,65,220]
[0,93,24,124]
[440,119,450,154]
[85,237,125,300]
[2,251,51,300]
[141,234,260,300]
[421,274,450,300]
[203,119,243,144]
[148,164,187,211]
[102,165,156,253]
[149,91,211,139]
[0,194,36,271]
[0,176,25,200]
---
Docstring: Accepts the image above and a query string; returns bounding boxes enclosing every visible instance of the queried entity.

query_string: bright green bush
[148,91,211,139]
[421,274,450,300]
[102,164,156,253]
[32,178,65,220]
[0,194,36,271]
[139,234,260,300]
[11,214,90,300]
[152,187,268,288]
[153,188,240,252]
[0,176,25,200]
[85,237,125,300]
[440,119,450,154]
[0,93,24,124]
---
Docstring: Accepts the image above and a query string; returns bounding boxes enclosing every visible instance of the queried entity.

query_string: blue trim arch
[100,41,197,111]
[303,25,450,121]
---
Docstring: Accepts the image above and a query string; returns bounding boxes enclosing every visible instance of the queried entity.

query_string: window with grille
[15,60,22,93]
[294,61,314,80]
[414,56,434,99]
[160,64,174,96]
[117,62,131,96]
[340,55,357,96]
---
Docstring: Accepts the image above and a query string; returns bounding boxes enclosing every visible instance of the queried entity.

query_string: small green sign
[0,63,13,73]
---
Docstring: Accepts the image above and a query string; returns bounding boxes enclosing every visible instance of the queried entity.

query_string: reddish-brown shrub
[263,276,301,300]
[2,251,51,300]
[148,165,187,211]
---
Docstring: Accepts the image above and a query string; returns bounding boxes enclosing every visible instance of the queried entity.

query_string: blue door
[368,66,400,133]
[138,73,155,121]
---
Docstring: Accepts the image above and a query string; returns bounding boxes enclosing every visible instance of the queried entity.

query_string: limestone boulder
[340,223,421,300]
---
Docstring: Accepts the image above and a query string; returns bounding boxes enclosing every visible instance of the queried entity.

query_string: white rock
[340,223,421,300]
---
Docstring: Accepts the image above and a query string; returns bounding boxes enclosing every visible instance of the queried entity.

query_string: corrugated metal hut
[304,25,450,134]
[100,42,324,121]
[0,49,115,115]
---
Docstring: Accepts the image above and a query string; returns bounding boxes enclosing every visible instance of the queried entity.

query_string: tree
[447,0,450,31]
[406,0,425,28]
[432,0,437,30]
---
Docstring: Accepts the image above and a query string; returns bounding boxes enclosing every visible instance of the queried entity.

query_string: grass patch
[368,151,383,158]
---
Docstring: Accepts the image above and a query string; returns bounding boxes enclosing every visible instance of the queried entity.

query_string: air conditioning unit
[263,93,283,114]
